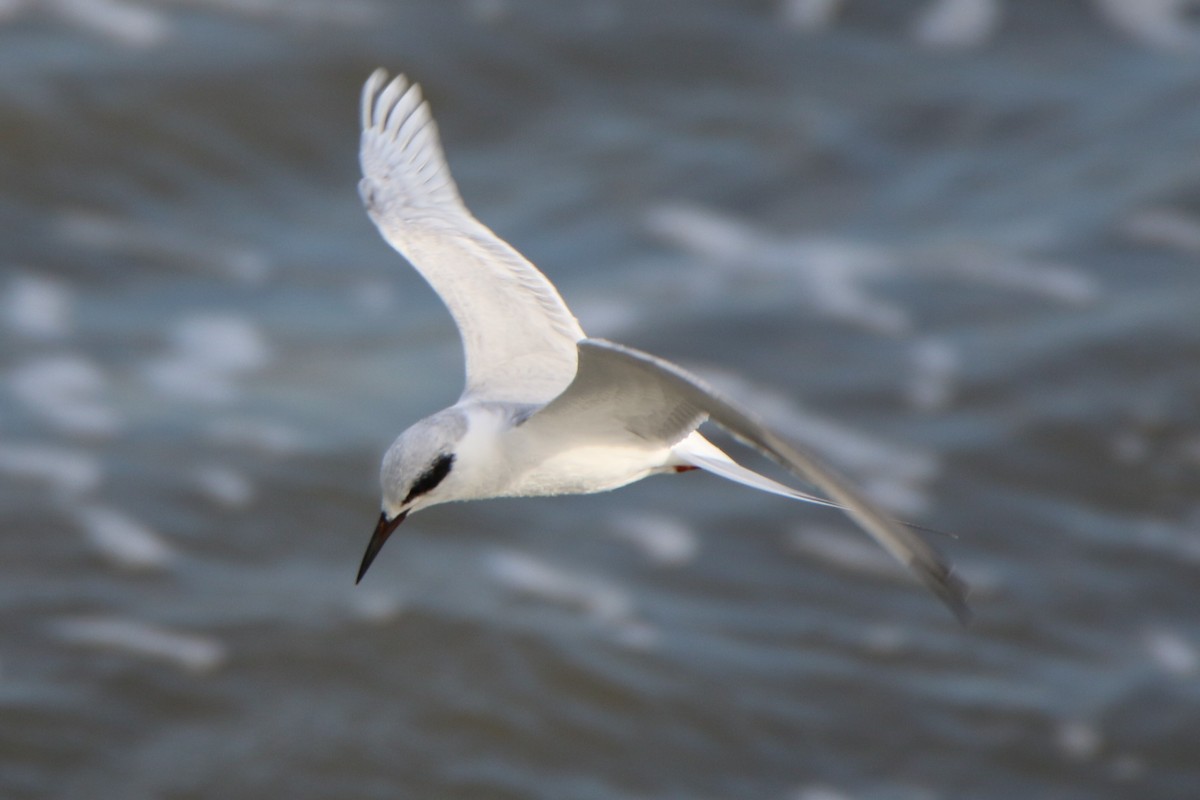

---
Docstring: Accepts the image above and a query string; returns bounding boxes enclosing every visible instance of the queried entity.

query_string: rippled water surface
[4,1,1200,798]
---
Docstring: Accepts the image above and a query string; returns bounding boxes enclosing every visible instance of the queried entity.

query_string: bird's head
[356,410,467,583]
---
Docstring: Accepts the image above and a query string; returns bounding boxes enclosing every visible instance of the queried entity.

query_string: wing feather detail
[530,339,972,624]
[358,70,585,403]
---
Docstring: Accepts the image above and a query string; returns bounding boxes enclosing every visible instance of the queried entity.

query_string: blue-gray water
[4,1,1200,798]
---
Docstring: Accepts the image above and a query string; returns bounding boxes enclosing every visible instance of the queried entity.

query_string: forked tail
[671,433,843,509]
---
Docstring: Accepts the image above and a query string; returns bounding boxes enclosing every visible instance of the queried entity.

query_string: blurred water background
[4,1,1200,798]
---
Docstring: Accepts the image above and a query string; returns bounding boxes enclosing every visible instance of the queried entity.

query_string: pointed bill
[356,510,408,584]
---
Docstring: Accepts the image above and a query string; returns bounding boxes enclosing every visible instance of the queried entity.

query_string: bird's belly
[500,443,671,498]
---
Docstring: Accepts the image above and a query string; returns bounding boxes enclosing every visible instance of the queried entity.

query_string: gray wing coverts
[552,339,973,624]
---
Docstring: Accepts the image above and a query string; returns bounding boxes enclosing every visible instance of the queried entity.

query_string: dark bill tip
[356,509,408,584]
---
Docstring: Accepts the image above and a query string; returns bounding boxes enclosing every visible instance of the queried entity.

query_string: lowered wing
[526,338,971,624]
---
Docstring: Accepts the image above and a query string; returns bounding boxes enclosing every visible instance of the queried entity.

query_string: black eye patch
[403,453,455,504]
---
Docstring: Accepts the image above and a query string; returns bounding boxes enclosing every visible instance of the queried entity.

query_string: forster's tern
[354,69,970,624]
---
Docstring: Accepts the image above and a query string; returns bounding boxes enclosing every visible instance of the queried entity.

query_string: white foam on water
[912,0,1001,49]
[346,587,406,623]
[144,314,271,404]
[985,258,1098,306]
[646,204,909,334]
[77,505,175,571]
[612,618,659,650]
[221,248,273,284]
[57,209,134,250]
[650,205,1099,337]
[1122,206,1200,253]
[1056,719,1102,761]
[466,0,511,25]
[49,0,171,48]
[1110,753,1146,781]
[1133,516,1200,565]
[862,623,910,655]
[646,203,769,264]
[923,245,1100,306]
[609,512,698,566]
[348,277,398,315]
[183,0,376,25]
[779,0,844,31]
[4,272,73,340]
[170,314,271,372]
[0,0,25,22]
[193,465,254,508]
[1094,0,1200,53]
[0,442,102,496]
[1143,627,1199,676]
[143,360,236,404]
[1181,435,1200,461]
[53,616,225,673]
[1110,429,1149,464]
[786,525,902,580]
[788,785,855,800]
[572,296,643,339]
[485,549,635,625]
[57,209,274,283]
[857,475,930,518]
[205,417,306,454]
[906,337,960,412]
[9,355,122,437]
[23,0,376,41]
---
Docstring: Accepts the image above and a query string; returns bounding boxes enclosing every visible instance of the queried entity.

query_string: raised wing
[528,339,971,624]
[359,69,586,404]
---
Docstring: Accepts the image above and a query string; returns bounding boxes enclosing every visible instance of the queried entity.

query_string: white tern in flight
[353,69,970,624]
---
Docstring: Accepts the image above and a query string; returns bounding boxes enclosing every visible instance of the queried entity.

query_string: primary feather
[359,70,585,404]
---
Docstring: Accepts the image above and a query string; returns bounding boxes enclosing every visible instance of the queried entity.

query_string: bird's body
[354,69,970,623]
[380,399,693,516]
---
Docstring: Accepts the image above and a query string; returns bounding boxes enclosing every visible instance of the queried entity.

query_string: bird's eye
[403,453,455,504]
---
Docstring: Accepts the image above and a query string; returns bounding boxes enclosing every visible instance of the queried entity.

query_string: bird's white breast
[500,441,673,498]
[454,402,675,500]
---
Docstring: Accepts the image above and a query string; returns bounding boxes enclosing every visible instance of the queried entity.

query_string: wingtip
[361,68,385,130]
[920,561,973,626]
[361,68,417,132]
